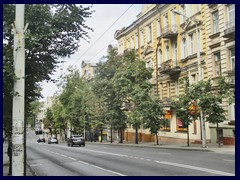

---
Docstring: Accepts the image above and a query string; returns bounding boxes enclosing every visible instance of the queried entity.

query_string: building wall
[115,4,235,145]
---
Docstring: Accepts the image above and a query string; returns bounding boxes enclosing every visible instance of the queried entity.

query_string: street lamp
[173,10,206,148]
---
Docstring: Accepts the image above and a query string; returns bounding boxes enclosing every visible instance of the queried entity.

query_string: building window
[182,38,187,58]
[190,74,196,84]
[167,81,171,98]
[157,20,161,37]
[164,14,169,31]
[161,110,171,131]
[135,34,138,49]
[212,11,219,33]
[180,5,186,24]
[140,30,144,47]
[177,118,187,132]
[160,83,163,99]
[172,9,176,25]
[175,80,179,97]
[166,44,169,61]
[146,59,152,69]
[227,4,235,28]
[131,36,134,49]
[157,48,162,67]
[173,42,177,66]
[229,48,235,71]
[214,52,221,77]
[147,25,152,42]
[189,34,194,55]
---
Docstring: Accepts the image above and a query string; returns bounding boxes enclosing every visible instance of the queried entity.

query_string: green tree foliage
[3,4,93,137]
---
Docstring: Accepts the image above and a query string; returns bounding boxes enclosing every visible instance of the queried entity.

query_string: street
[27,130,235,176]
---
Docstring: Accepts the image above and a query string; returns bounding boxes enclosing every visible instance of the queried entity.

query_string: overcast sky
[40,4,143,101]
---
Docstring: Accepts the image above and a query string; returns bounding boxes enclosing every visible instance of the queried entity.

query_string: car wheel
[71,143,73,147]
[83,144,85,147]
[67,143,70,146]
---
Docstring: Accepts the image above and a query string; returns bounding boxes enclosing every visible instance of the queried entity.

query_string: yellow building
[81,60,97,81]
[115,4,235,145]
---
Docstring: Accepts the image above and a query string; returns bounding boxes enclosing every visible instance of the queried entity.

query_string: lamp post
[173,10,206,148]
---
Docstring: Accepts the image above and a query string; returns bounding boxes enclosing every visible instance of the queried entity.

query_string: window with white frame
[160,83,163,99]
[167,81,171,98]
[164,14,169,31]
[146,59,152,69]
[190,74,196,84]
[180,5,186,24]
[182,38,187,58]
[227,4,235,28]
[140,30,144,47]
[172,9,176,25]
[166,44,169,61]
[175,80,179,97]
[173,42,177,66]
[147,25,152,42]
[229,48,235,71]
[157,20,161,37]
[214,52,221,77]
[157,48,163,67]
[135,34,138,49]
[189,34,194,55]
[212,11,219,33]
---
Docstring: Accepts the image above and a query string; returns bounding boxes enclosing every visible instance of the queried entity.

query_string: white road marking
[61,154,67,157]
[223,159,235,162]
[154,161,235,176]
[146,159,151,161]
[80,148,128,157]
[91,164,127,176]
[30,163,42,167]
[77,160,127,176]
[68,157,77,161]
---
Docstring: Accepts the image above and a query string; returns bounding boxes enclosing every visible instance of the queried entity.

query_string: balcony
[223,20,235,39]
[158,59,181,76]
[161,24,178,39]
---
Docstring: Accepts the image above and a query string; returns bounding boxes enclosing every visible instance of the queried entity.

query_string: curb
[85,142,214,152]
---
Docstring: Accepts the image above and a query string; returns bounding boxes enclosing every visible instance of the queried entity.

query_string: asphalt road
[26,130,235,176]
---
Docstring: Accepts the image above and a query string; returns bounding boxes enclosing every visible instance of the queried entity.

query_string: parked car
[37,137,45,143]
[67,135,85,147]
[48,137,58,144]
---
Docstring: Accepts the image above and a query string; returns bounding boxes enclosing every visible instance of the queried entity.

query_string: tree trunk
[119,128,123,143]
[100,129,103,143]
[135,128,138,144]
[110,124,113,143]
[156,133,159,145]
[187,125,190,147]
[217,123,221,147]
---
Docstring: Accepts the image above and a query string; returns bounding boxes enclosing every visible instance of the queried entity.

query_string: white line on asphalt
[154,161,235,176]
[68,157,77,161]
[30,163,42,167]
[223,159,235,162]
[61,154,67,157]
[90,164,127,176]
[77,160,127,176]
[146,159,152,161]
[80,148,128,157]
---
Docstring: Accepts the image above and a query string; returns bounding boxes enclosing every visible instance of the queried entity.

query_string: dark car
[48,137,58,144]
[37,137,45,143]
[67,135,85,147]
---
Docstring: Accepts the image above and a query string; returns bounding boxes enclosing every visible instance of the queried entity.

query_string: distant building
[81,60,97,81]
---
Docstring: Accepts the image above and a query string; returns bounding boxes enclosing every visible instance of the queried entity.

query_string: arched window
[157,48,162,67]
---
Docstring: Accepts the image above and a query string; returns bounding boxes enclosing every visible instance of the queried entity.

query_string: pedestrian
[7,140,12,176]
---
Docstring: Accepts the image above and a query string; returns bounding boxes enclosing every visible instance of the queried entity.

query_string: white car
[48,137,58,144]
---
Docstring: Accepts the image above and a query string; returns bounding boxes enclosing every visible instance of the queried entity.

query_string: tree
[3,4,94,137]
[142,96,165,145]
[112,51,153,144]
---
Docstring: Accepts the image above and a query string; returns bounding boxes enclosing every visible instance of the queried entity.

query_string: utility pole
[12,4,26,176]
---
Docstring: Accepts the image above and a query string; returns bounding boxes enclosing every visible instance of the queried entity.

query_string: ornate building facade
[114,4,235,145]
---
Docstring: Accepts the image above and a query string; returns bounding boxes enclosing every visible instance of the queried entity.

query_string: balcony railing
[158,59,181,76]
[161,24,178,39]
[223,20,235,39]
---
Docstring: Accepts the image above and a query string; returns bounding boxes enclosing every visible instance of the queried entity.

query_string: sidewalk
[3,142,35,176]
[86,140,235,153]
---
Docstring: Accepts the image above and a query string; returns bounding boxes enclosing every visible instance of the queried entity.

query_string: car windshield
[73,136,82,138]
